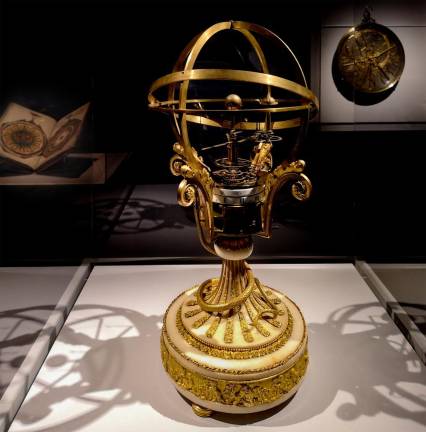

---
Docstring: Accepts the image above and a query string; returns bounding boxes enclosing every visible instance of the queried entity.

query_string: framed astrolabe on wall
[332,8,405,105]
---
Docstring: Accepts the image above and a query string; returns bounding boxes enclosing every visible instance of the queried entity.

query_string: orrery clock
[148,21,319,417]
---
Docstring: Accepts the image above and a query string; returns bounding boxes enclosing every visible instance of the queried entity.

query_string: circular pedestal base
[161,284,308,415]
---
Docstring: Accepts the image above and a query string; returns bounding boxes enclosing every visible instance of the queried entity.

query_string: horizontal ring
[148,68,319,110]
[184,115,302,130]
[150,103,313,115]
[152,97,311,108]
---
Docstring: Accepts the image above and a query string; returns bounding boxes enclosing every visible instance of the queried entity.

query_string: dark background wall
[0,0,425,264]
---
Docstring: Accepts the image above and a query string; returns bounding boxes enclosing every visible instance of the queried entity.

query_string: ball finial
[225,94,242,110]
[213,236,253,260]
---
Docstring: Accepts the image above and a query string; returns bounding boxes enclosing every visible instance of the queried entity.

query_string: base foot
[192,404,213,417]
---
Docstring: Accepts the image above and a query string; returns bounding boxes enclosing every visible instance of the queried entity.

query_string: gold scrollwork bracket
[291,173,312,202]
[169,142,216,254]
[260,160,312,238]
[177,179,196,207]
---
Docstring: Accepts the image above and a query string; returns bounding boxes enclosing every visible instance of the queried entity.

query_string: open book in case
[0,102,90,173]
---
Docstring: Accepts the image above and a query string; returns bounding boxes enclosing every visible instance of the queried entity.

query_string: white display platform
[0,264,91,432]
[10,264,426,431]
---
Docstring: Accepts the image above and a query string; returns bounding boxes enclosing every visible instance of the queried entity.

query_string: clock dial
[0,120,47,158]
[333,23,405,99]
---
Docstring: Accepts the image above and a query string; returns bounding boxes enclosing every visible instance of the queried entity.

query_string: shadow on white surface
[11,302,426,431]
[95,197,193,236]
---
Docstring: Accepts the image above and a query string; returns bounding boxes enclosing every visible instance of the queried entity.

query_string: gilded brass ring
[150,105,312,114]
[148,68,319,110]
[185,115,302,131]
[196,269,256,313]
